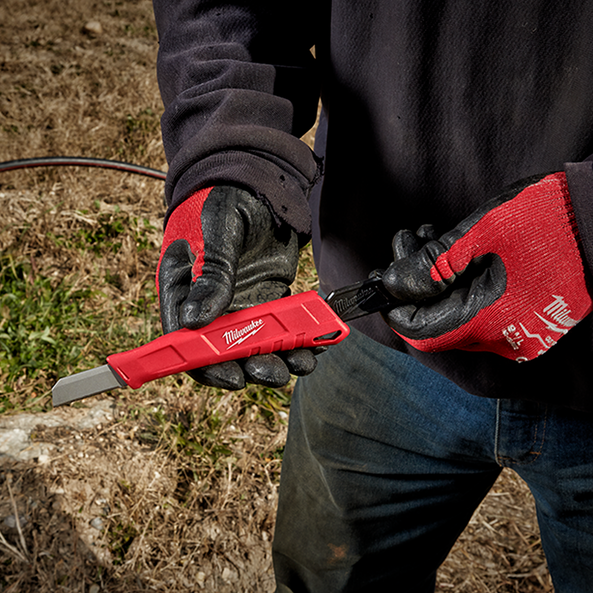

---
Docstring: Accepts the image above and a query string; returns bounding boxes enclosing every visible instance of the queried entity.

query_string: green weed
[75,211,127,255]
[133,403,233,470]
[0,247,159,412]
[243,385,292,423]
[108,519,138,566]
[0,255,96,411]
[60,210,158,256]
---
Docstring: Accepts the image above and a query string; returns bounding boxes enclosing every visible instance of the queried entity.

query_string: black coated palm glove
[381,172,592,361]
[157,186,318,390]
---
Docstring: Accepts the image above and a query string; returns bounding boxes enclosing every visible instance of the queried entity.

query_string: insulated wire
[0,156,167,180]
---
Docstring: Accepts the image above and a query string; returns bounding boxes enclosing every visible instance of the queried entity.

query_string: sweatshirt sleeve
[152,0,322,236]
[565,159,593,279]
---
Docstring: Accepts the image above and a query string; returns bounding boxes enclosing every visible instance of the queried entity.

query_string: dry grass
[0,386,286,592]
[0,1,554,591]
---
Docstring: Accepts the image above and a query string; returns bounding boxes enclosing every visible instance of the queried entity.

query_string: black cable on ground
[0,156,167,180]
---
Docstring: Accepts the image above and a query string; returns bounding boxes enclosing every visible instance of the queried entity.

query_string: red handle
[107,291,349,389]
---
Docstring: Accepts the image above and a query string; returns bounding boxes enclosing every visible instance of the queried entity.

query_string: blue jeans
[272,327,593,592]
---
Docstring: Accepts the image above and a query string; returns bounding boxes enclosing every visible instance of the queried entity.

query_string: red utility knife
[52,275,398,406]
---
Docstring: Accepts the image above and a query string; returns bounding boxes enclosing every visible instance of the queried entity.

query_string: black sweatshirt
[153,0,593,412]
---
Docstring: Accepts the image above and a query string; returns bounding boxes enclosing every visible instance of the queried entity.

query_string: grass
[0,254,94,412]
[0,199,162,413]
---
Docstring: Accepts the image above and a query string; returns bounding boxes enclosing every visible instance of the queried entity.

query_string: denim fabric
[272,326,593,593]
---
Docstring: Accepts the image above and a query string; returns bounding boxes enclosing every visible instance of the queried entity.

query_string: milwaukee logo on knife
[223,319,265,349]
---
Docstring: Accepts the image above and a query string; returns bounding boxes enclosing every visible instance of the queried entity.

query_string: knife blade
[52,274,399,406]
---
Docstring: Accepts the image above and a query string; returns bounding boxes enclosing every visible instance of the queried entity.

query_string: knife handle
[107,291,350,389]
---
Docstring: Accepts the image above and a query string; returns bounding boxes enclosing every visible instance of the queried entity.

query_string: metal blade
[52,364,127,407]
[325,274,402,322]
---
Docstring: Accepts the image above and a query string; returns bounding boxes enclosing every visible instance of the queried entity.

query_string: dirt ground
[0,1,554,591]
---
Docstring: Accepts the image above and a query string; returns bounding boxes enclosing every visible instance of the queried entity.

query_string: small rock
[38,453,51,464]
[0,428,30,459]
[84,21,103,36]
[221,567,236,583]
[90,517,104,531]
[196,572,206,588]
[89,585,100,593]
[3,514,27,529]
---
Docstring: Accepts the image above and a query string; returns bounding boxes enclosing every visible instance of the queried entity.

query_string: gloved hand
[157,185,319,389]
[381,172,593,362]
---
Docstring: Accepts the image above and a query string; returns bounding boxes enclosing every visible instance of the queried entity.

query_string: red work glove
[157,185,318,389]
[381,172,593,362]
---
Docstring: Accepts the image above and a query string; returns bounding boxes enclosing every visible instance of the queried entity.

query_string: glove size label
[502,325,524,352]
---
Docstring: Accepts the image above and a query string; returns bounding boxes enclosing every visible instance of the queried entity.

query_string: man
[152,1,593,591]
